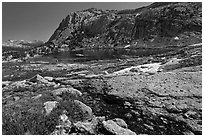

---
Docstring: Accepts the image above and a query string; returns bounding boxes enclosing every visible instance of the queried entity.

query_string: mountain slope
[47,2,201,50]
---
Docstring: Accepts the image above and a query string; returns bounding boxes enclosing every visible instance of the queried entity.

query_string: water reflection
[36,47,177,63]
[56,48,174,59]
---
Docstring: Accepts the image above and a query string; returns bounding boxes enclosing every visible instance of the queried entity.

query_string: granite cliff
[47,2,201,50]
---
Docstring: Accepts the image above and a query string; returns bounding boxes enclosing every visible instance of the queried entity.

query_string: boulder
[161,58,182,71]
[112,118,128,128]
[73,121,95,134]
[44,76,54,81]
[102,120,136,135]
[73,116,105,134]
[51,114,72,135]
[43,101,58,115]
[13,96,20,101]
[31,94,42,100]
[29,74,49,84]
[73,100,93,121]
[52,87,82,99]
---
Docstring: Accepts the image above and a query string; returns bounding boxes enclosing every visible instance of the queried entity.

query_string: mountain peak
[47,2,201,51]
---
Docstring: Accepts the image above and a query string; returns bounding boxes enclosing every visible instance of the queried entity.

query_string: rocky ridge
[47,2,201,50]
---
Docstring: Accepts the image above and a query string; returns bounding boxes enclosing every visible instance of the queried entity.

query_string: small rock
[2,81,11,87]
[55,77,67,81]
[29,74,49,84]
[57,114,72,132]
[147,71,156,75]
[44,101,58,115]
[44,76,54,81]
[184,111,198,119]
[130,68,139,72]
[130,110,141,117]
[24,130,32,135]
[52,112,72,135]
[103,71,109,75]
[102,120,136,135]
[176,103,188,112]
[85,74,103,79]
[143,123,154,130]
[60,114,69,122]
[51,129,68,135]
[112,118,128,128]
[13,96,20,101]
[95,116,106,123]
[78,73,86,77]
[160,117,168,124]
[124,101,132,108]
[32,94,42,100]
[166,105,182,113]
[183,130,194,135]
[56,63,65,67]
[137,118,143,122]
[124,113,132,119]
[53,83,61,88]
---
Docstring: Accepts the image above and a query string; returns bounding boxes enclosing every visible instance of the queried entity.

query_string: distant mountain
[2,40,44,48]
[2,40,44,61]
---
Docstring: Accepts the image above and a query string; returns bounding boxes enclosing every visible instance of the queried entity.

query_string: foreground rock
[102,120,136,135]
[52,87,82,99]
[44,101,58,115]
[73,100,93,121]
[106,71,202,134]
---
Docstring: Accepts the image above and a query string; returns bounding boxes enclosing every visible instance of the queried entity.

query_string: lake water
[41,47,176,63]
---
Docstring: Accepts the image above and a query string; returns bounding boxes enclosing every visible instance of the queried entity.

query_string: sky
[2,2,152,42]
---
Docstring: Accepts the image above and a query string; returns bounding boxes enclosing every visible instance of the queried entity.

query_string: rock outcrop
[46,2,201,51]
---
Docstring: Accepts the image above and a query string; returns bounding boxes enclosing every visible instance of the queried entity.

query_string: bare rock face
[106,71,202,134]
[45,2,201,52]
